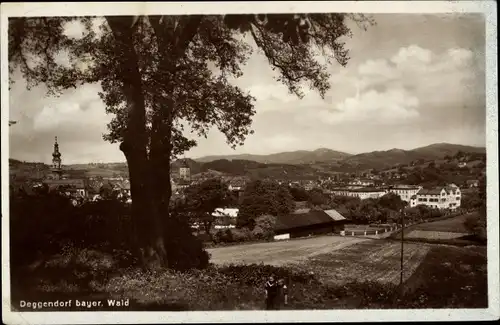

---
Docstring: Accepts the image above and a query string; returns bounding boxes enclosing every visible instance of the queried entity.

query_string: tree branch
[173,15,203,58]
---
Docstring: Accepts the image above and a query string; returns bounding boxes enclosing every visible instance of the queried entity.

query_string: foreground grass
[11,241,488,311]
[402,245,488,308]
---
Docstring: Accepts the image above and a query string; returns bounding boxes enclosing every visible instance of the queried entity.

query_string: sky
[8,13,486,164]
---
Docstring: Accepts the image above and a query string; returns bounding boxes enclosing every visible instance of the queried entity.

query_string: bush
[230,228,253,242]
[10,189,209,272]
[251,215,276,240]
[164,215,210,271]
[214,263,319,286]
[463,213,486,243]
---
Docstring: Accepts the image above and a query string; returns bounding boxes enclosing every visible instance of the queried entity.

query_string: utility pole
[400,209,405,293]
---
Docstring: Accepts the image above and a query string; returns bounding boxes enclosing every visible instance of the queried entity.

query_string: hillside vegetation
[10,143,485,181]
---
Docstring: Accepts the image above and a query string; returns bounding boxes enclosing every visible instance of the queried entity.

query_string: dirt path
[207,235,369,266]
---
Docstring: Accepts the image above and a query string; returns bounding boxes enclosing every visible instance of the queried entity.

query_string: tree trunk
[107,16,168,269]
[106,15,202,269]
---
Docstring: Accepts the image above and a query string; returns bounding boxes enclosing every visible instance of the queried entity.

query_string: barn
[273,208,348,240]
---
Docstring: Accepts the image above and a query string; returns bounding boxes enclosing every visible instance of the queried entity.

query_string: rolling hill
[195,148,352,164]
[9,143,486,181]
[343,143,486,170]
[411,143,486,159]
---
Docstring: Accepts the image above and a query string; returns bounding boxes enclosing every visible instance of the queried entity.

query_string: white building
[330,188,387,200]
[348,178,375,187]
[212,208,239,229]
[387,185,422,202]
[410,184,461,210]
[228,178,246,191]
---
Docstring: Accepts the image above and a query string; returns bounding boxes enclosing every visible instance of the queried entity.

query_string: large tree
[9,13,373,268]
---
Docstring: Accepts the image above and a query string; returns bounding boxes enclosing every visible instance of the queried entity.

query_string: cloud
[357,45,476,91]
[9,78,117,164]
[390,44,433,67]
[33,100,107,132]
[312,44,480,126]
[245,83,316,111]
[319,87,420,125]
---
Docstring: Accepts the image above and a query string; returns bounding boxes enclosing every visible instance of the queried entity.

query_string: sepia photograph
[2,1,498,324]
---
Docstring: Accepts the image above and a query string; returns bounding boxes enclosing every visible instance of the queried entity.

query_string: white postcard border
[1,1,498,324]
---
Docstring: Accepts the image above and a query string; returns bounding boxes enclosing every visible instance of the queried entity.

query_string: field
[209,238,430,285]
[411,213,472,233]
[207,235,368,266]
[406,230,468,240]
[306,240,430,285]
[389,212,480,245]
[207,234,487,308]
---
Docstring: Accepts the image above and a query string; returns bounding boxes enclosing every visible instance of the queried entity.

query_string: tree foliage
[9,13,374,268]
[238,180,294,229]
[463,175,486,241]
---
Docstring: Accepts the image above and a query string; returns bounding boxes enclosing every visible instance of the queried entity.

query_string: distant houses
[327,182,462,211]
[43,179,86,197]
[348,178,375,187]
[228,178,246,192]
[466,179,479,188]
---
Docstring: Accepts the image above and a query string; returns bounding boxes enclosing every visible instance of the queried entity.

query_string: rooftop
[43,179,85,189]
[323,209,347,222]
[418,188,444,195]
[212,208,239,218]
[275,209,346,232]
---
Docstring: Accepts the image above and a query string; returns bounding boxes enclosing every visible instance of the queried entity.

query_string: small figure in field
[265,275,278,310]
[276,278,289,309]
[264,275,288,310]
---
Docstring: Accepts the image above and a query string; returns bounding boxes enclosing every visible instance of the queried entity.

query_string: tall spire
[52,136,62,178]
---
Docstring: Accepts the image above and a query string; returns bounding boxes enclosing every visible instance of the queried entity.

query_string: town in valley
[10,138,486,240]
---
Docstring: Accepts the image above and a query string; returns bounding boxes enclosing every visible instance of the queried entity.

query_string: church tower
[51,136,63,180]
[179,159,191,182]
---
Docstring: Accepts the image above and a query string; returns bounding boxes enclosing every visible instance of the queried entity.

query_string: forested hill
[10,143,485,181]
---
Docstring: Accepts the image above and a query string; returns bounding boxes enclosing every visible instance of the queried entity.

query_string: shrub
[230,228,253,242]
[251,215,276,240]
[164,214,210,271]
[214,263,319,286]
[10,190,209,272]
[463,213,486,242]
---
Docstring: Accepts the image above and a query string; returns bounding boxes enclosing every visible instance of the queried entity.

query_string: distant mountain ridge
[195,143,485,166]
[342,143,485,169]
[10,143,486,181]
[195,148,352,164]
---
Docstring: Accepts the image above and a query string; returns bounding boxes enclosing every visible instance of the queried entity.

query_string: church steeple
[51,136,63,179]
[52,136,62,168]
